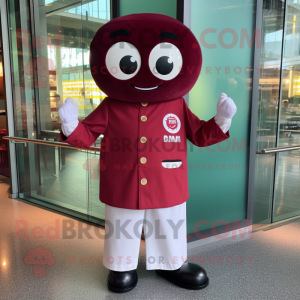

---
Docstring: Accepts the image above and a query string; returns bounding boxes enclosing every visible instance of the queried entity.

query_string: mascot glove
[214,93,237,134]
[58,97,79,137]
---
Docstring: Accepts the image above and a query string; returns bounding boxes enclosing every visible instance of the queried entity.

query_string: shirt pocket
[161,160,183,169]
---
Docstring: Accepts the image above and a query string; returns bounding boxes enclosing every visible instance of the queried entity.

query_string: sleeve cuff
[214,115,232,134]
[61,119,79,137]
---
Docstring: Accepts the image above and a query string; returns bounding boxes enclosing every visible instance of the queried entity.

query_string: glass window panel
[273,0,300,221]
[119,0,176,18]
[8,0,94,221]
[67,8,77,14]
[187,0,256,233]
[82,0,111,221]
[253,0,286,225]
[92,1,98,19]
[8,0,36,138]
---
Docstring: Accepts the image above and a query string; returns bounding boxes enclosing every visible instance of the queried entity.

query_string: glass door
[273,0,300,222]
[8,0,110,223]
[253,0,300,225]
[253,0,286,225]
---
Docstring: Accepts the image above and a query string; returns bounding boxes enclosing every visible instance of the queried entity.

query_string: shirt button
[141,178,147,185]
[141,116,147,122]
[140,157,147,164]
[140,137,147,143]
[141,103,148,107]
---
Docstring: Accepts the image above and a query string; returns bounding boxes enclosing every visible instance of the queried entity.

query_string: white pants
[103,202,187,271]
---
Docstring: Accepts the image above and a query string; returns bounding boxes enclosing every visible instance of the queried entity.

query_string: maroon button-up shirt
[60,97,229,209]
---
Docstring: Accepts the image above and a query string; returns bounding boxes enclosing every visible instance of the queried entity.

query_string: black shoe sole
[156,270,209,290]
[107,277,138,293]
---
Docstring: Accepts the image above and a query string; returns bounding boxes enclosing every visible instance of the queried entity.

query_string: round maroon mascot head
[90,13,202,103]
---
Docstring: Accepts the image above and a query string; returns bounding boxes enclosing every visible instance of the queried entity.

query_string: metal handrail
[4,136,300,155]
[3,136,101,152]
[256,145,300,154]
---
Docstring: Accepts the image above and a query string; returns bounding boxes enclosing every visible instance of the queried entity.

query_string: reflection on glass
[273,151,300,221]
[17,144,90,219]
[8,0,110,224]
[40,0,110,125]
[273,0,300,221]
[279,1,300,148]
[253,0,285,225]
[257,1,286,149]
[9,0,36,138]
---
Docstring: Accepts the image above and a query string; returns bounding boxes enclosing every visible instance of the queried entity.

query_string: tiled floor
[1,175,300,300]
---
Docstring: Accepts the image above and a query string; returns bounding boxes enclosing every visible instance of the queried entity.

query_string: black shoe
[156,263,209,290]
[107,270,138,293]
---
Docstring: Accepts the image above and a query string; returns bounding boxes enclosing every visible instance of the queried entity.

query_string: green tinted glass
[120,0,176,18]
[187,0,256,234]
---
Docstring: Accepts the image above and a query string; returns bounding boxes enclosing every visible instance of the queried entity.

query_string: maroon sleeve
[183,98,229,147]
[59,98,109,149]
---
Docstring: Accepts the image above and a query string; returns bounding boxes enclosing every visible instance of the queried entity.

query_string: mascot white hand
[58,97,79,137]
[214,93,237,133]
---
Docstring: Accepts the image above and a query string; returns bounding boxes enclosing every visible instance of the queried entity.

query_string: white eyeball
[149,43,183,81]
[105,42,141,80]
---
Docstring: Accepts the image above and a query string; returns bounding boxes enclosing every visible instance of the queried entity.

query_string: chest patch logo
[163,114,181,134]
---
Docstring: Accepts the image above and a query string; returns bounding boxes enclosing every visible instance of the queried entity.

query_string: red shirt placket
[138,102,149,209]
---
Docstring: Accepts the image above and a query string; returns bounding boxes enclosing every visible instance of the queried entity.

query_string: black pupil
[156,56,173,75]
[120,55,137,74]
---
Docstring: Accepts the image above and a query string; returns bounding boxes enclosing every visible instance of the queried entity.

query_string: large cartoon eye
[149,43,182,81]
[106,42,141,80]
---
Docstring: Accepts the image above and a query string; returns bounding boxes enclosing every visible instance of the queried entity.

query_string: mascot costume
[59,13,236,293]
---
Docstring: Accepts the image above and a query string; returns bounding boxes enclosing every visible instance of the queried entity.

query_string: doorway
[254,0,300,226]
